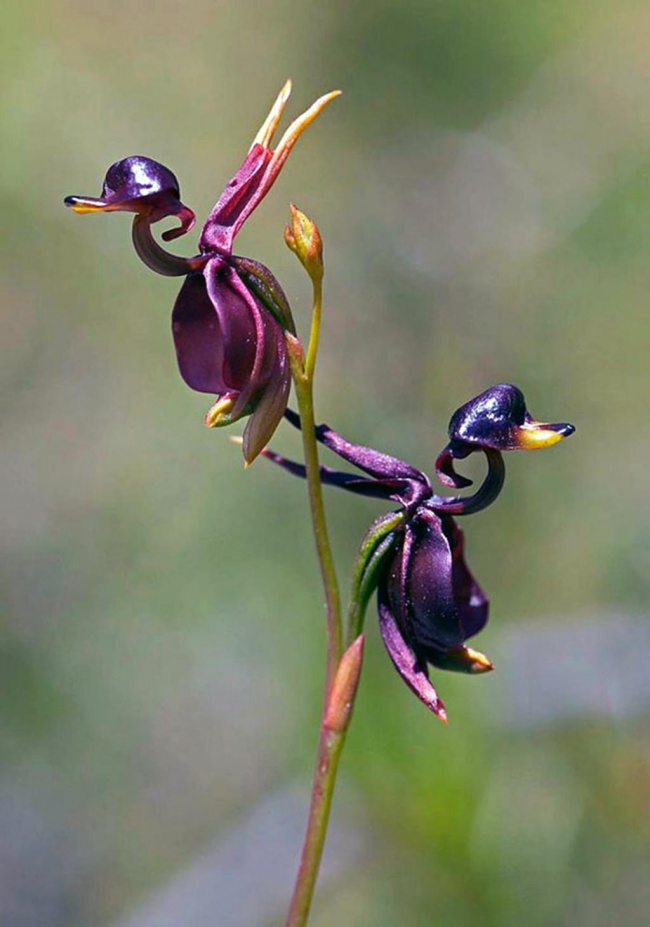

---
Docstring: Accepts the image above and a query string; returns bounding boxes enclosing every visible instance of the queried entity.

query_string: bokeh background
[2,2,649,925]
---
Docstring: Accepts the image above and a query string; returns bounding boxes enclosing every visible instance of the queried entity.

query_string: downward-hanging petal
[389,509,463,652]
[242,340,291,464]
[172,257,267,396]
[377,586,447,722]
[204,261,285,423]
[441,516,489,640]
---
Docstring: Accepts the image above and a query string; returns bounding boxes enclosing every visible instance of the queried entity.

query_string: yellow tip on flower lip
[517,421,575,450]
[464,647,494,674]
[64,195,110,214]
[205,396,235,427]
[253,79,293,149]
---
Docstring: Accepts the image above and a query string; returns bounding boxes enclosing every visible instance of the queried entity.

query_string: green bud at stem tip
[285,204,324,282]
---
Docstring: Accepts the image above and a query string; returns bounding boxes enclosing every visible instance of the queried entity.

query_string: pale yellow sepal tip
[254,79,293,148]
[271,89,342,167]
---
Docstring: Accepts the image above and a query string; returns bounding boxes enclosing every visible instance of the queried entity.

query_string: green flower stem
[287,271,342,690]
[304,266,323,382]
[285,722,349,927]
[284,271,349,927]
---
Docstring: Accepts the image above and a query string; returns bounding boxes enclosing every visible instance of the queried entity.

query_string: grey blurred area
[111,786,366,927]
[2,1,649,926]
[495,612,650,729]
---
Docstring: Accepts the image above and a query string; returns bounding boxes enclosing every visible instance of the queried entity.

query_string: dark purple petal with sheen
[172,271,228,393]
[172,257,264,396]
[393,509,464,651]
[441,516,489,639]
[209,265,284,421]
[377,587,447,722]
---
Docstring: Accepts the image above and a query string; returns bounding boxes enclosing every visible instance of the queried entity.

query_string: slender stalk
[286,725,348,927]
[285,271,349,927]
[304,268,323,381]
[288,272,342,690]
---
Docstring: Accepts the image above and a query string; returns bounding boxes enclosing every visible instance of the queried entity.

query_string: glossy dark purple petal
[233,255,296,334]
[172,271,227,393]
[172,258,260,395]
[377,587,447,722]
[206,264,284,421]
[441,516,489,639]
[393,509,464,651]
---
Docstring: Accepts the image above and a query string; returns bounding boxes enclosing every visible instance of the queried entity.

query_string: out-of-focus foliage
[1,2,648,925]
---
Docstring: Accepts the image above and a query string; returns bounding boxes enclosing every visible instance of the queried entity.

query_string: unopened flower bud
[285,204,323,281]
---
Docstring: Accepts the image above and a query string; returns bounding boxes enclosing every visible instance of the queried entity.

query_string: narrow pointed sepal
[377,590,448,723]
[241,353,291,464]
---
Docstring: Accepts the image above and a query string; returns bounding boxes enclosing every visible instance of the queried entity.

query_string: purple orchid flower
[65,82,339,462]
[266,386,574,721]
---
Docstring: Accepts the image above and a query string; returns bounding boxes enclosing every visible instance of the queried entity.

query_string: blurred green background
[1,1,649,925]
